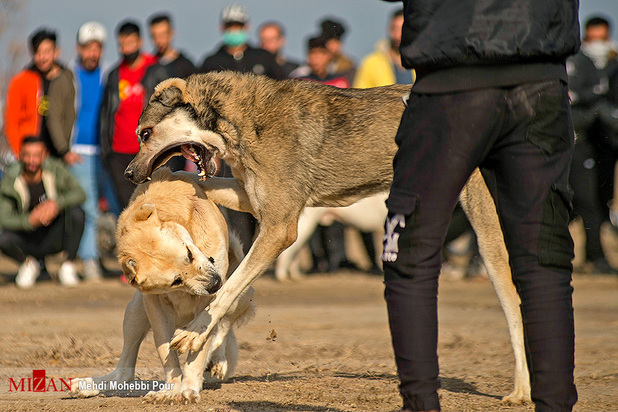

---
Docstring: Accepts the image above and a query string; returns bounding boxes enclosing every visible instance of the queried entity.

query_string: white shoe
[58,261,79,287]
[16,256,41,289]
[610,205,618,229]
[82,259,102,282]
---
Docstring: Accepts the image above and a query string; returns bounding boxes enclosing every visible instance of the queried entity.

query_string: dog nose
[207,275,222,294]
[124,168,134,180]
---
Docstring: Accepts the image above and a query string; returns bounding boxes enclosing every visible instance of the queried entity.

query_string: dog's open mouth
[149,142,215,181]
[180,144,215,180]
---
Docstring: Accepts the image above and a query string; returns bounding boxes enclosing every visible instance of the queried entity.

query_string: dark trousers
[0,206,85,263]
[569,137,607,263]
[218,159,258,254]
[383,79,577,411]
[108,152,137,210]
[223,208,258,255]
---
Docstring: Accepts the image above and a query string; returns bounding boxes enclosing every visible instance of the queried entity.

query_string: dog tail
[227,230,244,278]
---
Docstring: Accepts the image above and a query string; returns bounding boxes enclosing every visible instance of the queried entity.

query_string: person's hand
[32,200,60,226]
[28,208,44,228]
[63,151,82,166]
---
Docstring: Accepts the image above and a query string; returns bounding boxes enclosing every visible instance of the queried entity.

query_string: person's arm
[353,57,374,88]
[52,160,86,210]
[46,69,76,158]
[0,176,33,231]
[567,55,606,107]
[99,72,114,166]
[4,75,24,156]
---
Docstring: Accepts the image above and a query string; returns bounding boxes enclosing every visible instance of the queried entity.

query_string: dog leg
[70,291,150,398]
[275,207,324,282]
[188,174,256,215]
[142,296,186,404]
[176,332,212,404]
[204,286,255,381]
[171,218,296,354]
[460,169,531,404]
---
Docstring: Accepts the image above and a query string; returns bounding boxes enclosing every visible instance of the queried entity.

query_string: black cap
[320,18,346,40]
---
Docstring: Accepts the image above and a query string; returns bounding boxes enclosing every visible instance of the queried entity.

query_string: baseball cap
[221,4,249,25]
[77,21,106,45]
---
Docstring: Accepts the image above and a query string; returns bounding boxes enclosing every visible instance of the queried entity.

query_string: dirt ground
[0,246,616,412]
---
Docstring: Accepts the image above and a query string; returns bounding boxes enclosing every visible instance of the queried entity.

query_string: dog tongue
[181,145,200,162]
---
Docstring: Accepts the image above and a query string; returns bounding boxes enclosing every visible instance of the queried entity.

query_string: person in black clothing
[382,1,579,411]
[148,13,195,79]
[258,21,300,78]
[199,4,285,254]
[99,20,167,209]
[148,13,196,172]
[567,16,618,275]
[199,4,285,79]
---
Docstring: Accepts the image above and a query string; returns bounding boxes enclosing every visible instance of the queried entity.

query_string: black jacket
[199,45,286,80]
[159,52,196,79]
[99,59,167,161]
[566,51,607,131]
[387,0,581,92]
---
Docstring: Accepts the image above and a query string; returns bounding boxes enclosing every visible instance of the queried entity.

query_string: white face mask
[581,40,614,69]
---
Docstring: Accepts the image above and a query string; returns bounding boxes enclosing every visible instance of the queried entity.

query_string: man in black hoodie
[381,1,580,411]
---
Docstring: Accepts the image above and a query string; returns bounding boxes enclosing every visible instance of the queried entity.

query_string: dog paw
[170,329,206,354]
[143,388,200,405]
[502,390,531,405]
[205,358,228,381]
[69,377,100,398]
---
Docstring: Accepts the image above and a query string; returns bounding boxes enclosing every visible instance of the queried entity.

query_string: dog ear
[123,258,138,279]
[155,86,184,107]
[134,203,160,224]
[152,78,187,107]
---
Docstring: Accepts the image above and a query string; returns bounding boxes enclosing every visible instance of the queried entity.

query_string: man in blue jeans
[69,21,107,281]
[382,1,580,411]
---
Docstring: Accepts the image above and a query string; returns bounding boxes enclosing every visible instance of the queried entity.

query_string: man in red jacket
[99,20,166,208]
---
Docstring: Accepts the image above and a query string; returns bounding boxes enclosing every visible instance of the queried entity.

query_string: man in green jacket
[0,136,86,288]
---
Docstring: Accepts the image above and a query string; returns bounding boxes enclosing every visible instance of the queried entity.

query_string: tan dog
[70,168,254,404]
[124,72,530,403]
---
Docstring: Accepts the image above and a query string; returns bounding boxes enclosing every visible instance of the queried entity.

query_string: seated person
[0,135,86,288]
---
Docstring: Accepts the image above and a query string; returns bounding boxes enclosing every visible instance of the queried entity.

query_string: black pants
[569,136,607,263]
[217,159,258,254]
[383,79,577,411]
[0,206,85,263]
[108,152,137,210]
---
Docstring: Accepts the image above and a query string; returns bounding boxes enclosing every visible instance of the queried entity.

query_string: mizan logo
[8,370,71,392]
[382,213,405,262]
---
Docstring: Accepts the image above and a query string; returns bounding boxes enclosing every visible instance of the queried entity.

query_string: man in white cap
[199,4,284,79]
[69,21,107,281]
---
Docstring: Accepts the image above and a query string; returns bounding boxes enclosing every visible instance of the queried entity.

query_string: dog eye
[140,128,153,142]
[186,246,193,263]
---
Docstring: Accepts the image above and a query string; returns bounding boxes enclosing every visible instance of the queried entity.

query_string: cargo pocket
[537,184,574,270]
[526,88,571,156]
[382,188,420,264]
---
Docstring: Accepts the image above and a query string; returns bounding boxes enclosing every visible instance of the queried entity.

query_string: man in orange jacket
[4,28,77,164]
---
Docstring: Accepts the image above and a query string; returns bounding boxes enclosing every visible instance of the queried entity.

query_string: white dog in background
[275,193,388,282]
